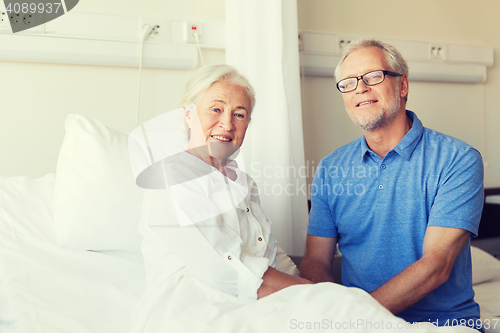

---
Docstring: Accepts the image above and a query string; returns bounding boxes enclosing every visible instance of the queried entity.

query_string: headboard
[478,188,500,239]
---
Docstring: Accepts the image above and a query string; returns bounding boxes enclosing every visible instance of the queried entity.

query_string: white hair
[181,64,256,138]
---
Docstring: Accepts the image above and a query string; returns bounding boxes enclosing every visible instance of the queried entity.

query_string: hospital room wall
[298,0,500,189]
[0,0,225,178]
[2,0,499,190]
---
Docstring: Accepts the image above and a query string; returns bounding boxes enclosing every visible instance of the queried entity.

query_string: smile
[357,100,377,107]
[211,135,232,142]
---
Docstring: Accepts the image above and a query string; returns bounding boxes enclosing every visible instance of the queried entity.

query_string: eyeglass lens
[337,70,386,93]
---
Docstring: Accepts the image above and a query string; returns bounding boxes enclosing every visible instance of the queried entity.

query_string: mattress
[474,277,500,333]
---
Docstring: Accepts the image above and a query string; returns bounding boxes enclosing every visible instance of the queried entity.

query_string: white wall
[3,0,499,190]
[298,0,500,188]
[0,0,224,178]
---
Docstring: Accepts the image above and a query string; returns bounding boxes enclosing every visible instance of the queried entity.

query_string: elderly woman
[169,64,311,298]
[129,64,311,332]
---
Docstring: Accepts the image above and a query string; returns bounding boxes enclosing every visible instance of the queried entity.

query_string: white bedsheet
[129,267,478,333]
[0,174,146,333]
[474,277,500,333]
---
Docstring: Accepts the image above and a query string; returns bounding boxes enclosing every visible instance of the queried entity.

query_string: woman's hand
[257,267,314,299]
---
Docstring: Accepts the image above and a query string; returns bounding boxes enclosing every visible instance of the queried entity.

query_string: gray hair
[334,39,409,104]
[181,64,256,138]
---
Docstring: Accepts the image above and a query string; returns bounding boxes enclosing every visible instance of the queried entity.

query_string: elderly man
[301,39,484,331]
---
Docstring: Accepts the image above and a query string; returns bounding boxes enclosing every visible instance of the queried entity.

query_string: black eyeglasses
[336,70,402,93]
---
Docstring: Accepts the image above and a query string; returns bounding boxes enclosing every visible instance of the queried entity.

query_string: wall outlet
[0,11,12,32]
[5,11,44,33]
[338,39,351,50]
[337,34,357,53]
[139,17,168,43]
[170,20,224,48]
[184,22,202,43]
[8,12,23,32]
[430,43,446,60]
[22,13,37,29]
[151,24,161,36]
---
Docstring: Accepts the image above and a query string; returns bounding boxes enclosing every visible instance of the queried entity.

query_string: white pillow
[471,246,500,285]
[53,114,144,252]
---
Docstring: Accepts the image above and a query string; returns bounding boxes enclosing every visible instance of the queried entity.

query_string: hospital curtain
[225,0,308,255]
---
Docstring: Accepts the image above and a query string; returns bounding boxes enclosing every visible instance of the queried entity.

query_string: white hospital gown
[138,151,278,299]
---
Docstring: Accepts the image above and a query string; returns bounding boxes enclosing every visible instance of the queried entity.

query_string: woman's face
[186,80,252,162]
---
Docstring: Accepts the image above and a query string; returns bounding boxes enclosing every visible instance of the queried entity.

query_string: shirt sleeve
[145,170,274,300]
[307,158,338,238]
[427,147,484,237]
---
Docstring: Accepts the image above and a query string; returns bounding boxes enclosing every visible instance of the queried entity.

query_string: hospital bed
[470,191,500,333]
[1,114,499,333]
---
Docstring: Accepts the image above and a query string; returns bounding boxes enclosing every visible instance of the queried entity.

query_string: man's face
[340,47,407,132]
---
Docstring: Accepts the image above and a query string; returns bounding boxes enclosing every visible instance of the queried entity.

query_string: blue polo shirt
[307,111,484,327]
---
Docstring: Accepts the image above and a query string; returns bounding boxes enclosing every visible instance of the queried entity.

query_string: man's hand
[257,267,313,299]
[370,226,471,314]
[299,235,337,283]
